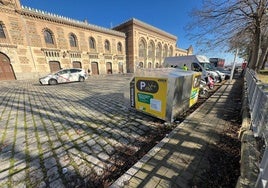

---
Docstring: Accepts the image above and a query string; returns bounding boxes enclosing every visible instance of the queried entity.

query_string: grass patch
[258,71,268,83]
[259,70,268,74]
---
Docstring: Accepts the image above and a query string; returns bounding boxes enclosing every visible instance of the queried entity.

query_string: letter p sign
[136,80,159,93]
[140,81,146,90]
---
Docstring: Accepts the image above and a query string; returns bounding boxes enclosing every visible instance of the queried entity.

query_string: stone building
[0,0,192,81]
[113,18,193,73]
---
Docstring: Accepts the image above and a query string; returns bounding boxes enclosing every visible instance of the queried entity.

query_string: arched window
[168,46,173,56]
[148,41,154,59]
[163,45,168,58]
[156,43,162,59]
[117,42,122,53]
[139,39,146,58]
[44,29,54,44]
[0,24,6,38]
[89,37,96,49]
[69,33,77,47]
[104,40,110,51]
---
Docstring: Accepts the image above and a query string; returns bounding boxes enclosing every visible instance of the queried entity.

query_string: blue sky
[20,0,243,65]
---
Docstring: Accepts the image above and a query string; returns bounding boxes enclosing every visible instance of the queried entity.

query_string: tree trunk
[250,23,262,71]
[258,33,268,70]
[257,45,268,71]
[261,53,268,70]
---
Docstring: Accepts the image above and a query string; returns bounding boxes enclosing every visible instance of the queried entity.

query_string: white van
[163,55,220,82]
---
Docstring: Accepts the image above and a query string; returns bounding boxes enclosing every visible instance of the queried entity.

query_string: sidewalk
[111,78,242,188]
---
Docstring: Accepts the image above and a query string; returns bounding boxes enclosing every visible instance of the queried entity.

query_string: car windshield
[200,62,215,71]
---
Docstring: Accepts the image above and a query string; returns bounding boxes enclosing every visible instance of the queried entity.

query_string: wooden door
[0,53,16,80]
[49,61,61,72]
[106,62,112,74]
[73,61,81,68]
[91,62,99,75]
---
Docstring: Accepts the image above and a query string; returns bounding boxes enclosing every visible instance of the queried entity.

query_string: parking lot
[0,75,167,187]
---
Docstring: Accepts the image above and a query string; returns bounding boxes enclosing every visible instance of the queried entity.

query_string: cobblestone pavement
[0,75,166,187]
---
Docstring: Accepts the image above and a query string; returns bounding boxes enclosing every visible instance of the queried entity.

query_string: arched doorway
[148,62,152,68]
[49,61,61,72]
[0,53,16,80]
[72,61,82,68]
[118,62,123,73]
[91,62,99,75]
[106,62,112,74]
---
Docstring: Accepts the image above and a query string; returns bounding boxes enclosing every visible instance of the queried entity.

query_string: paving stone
[58,154,70,167]
[104,145,114,155]
[73,154,83,166]
[55,148,67,157]
[38,181,47,188]
[42,150,53,159]
[0,170,9,182]
[29,159,41,172]
[80,146,92,155]
[86,139,96,147]
[49,178,65,188]
[11,170,26,184]
[44,157,57,170]
[1,143,12,153]
[0,157,11,170]
[86,155,101,165]
[14,182,27,188]
[97,152,109,161]
[47,166,59,183]
[29,169,44,186]
[97,138,108,147]
[93,162,105,176]
[77,165,92,177]
[91,144,103,153]
[38,134,48,143]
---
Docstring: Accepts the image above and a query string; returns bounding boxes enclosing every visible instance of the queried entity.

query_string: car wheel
[79,76,85,82]
[49,79,58,85]
[199,88,209,98]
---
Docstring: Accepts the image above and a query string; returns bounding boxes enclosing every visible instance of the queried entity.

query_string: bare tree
[186,0,268,72]
[257,9,268,70]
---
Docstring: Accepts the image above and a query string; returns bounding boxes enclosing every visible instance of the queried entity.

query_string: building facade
[0,0,192,81]
[113,19,177,73]
[175,45,193,57]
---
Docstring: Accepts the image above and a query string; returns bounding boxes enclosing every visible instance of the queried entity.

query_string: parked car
[215,70,225,82]
[216,67,231,80]
[39,68,88,85]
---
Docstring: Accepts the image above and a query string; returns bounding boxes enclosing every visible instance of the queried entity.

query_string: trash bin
[130,68,201,122]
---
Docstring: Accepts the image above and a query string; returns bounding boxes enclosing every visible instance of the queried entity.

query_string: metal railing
[245,69,268,187]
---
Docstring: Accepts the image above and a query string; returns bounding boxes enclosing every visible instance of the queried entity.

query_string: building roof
[113,18,177,40]
[19,6,126,38]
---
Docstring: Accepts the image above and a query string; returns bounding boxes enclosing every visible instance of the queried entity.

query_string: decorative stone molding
[0,43,17,48]
[20,6,126,38]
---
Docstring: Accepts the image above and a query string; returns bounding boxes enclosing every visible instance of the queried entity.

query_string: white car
[39,68,88,85]
[215,70,226,82]
[216,67,231,80]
